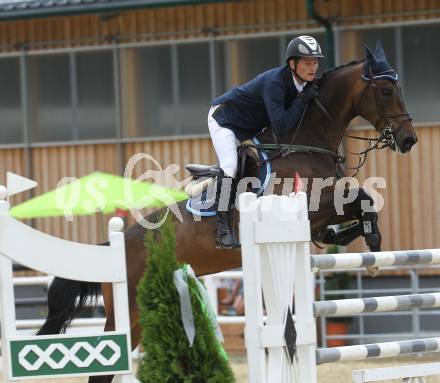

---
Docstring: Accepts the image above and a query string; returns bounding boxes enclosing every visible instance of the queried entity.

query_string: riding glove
[296,84,319,104]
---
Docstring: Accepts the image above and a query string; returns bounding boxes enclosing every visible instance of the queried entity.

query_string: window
[340,25,440,124]
[226,37,281,86]
[27,54,72,142]
[76,51,116,140]
[340,28,396,69]
[213,41,227,98]
[402,24,440,122]
[339,28,396,129]
[122,46,174,138]
[0,58,22,144]
[122,43,215,137]
[119,34,330,139]
[178,42,211,135]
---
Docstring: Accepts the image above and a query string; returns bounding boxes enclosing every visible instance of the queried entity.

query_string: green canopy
[10,172,188,219]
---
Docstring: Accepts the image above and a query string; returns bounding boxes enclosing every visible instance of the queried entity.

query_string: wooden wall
[0,124,438,253]
[0,138,217,244]
[0,144,119,244]
[0,0,438,51]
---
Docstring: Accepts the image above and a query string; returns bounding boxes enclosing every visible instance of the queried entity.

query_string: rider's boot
[215,169,239,249]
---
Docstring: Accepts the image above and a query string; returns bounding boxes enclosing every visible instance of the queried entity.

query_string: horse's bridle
[349,69,412,149]
[312,69,412,175]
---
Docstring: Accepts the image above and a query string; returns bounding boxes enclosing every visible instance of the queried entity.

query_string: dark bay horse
[38,46,417,382]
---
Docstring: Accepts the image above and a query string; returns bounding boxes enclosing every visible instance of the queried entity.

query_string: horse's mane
[317,60,364,87]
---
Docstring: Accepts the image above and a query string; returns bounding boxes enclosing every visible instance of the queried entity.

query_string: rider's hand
[296,84,319,104]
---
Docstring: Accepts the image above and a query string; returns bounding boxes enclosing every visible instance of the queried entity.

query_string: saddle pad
[185,137,271,217]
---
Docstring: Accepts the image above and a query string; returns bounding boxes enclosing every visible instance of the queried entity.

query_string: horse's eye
[382,88,393,96]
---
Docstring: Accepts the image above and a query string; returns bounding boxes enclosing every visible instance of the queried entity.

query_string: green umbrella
[10,171,188,219]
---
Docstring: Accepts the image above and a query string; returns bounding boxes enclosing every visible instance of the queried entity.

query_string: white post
[239,192,266,383]
[259,194,296,383]
[108,217,133,383]
[290,192,318,383]
[0,186,16,383]
[239,192,316,383]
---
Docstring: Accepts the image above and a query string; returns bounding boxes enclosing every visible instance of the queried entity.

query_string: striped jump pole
[314,292,440,317]
[310,249,440,271]
[317,337,440,364]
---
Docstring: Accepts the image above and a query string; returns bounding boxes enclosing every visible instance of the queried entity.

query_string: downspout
[306,0,335,68]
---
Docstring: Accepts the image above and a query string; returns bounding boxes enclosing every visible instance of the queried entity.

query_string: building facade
[0,0,438,250]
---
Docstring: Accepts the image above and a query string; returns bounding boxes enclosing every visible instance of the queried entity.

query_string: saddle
[184,138,271,216]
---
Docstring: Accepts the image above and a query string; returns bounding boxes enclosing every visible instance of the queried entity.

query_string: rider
[208,35,324,249]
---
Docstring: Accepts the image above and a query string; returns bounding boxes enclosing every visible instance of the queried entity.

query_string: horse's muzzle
[399,136,418,153]
[394,120,418,153]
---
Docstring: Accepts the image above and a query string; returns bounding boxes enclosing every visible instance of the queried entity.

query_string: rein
[243,83,346,177]
[242,142,345,163]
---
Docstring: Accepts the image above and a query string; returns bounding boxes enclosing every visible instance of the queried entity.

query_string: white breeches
[208,105,239,178]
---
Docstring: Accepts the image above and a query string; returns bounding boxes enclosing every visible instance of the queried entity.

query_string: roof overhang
[0,0,238,21]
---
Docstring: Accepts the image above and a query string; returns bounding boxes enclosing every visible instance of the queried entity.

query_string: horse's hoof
[365,233,381,249]
[215,240,239,250]
[216,242,241,250]
[367,266,379,277]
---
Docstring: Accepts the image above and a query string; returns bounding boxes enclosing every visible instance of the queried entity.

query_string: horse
[37,44,417,383]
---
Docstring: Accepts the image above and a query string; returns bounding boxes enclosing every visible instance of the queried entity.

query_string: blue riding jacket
[211,64,308,141]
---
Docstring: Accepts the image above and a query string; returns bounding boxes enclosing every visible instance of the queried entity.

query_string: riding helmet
[285,36,324,61]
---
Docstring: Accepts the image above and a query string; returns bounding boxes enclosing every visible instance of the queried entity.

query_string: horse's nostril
[406,137,417,146]
[401,136,417,152]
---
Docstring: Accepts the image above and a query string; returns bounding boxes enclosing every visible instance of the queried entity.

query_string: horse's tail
[36,277,101,335]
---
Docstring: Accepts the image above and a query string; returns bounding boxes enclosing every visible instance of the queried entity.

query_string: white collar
[292,73,306,92]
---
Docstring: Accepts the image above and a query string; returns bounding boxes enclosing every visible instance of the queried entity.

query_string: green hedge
[137,216,235,383]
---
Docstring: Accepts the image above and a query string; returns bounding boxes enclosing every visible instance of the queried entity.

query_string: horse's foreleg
[356,190,382,276]
[352,188,382,252]
[312,187,383,251]
[361,210,381,251]
[318,221,363,246]
[311,187,382,277]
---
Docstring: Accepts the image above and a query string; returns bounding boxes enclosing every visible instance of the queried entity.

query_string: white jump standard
[239,192,315,383]
[0,180,133,382]
[239,192,440,383]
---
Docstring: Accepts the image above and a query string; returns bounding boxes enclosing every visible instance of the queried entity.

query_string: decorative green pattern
[9,333,130,378]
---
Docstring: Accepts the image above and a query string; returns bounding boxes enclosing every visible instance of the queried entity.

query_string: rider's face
[291,57,319,82]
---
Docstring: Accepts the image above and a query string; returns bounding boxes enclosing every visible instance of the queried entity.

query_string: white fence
[0,184,133,382]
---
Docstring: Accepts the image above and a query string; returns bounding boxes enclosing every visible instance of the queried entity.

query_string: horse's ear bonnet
[362,41,398,81]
